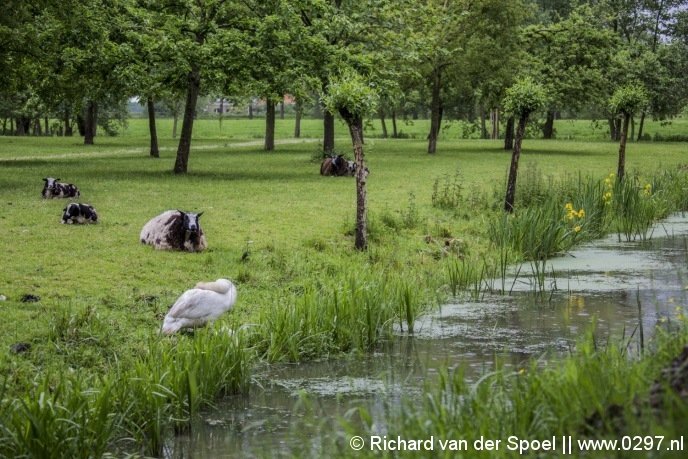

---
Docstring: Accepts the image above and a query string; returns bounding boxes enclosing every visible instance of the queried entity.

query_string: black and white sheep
[42,177,80,199]
[61,203,98,224]
[140,210,207,252]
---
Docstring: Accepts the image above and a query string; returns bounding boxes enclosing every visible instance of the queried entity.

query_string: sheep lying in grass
[61,203,98,224]
[161,279,237,334]
[42,177,80,199]
[140,210,207,252]
[320,154,352,176]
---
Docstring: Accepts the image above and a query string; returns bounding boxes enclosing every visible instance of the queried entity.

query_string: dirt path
[1,138,320,162]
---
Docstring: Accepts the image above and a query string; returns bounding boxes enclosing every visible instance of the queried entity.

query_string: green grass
[0,118,687,455]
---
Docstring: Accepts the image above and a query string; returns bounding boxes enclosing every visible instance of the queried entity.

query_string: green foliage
[502,77,548,118]
[522,3,619,112]
[321,70,379,121]
[608,83,649,116]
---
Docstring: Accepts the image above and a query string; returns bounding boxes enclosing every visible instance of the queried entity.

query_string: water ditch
[167,214,688,458]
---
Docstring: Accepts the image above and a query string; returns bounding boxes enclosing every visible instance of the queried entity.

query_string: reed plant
[488,169,688,263]
[611,173,662,241]
[254,268,430,361]
[0,376,123,459]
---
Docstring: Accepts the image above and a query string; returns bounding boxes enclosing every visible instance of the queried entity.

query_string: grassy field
[1,120,687,358]
[0,118,687,455]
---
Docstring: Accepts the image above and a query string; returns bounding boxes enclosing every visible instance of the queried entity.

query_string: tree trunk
[174,68,201,174]
[280,101,285,120]
[248,100,253,119]
[608,118,616,141]
[324,110,335,153]
[630,116,635,143]
[637,111,646,141]
[391,111,398,138]
[342,114,368,251]
[504,116,515,150]
[147,96,159,158]
[542,110,555,139]
[504,114,528,212]
[264,99,275,151]
[608,118,623,141]
[617,113,630,181]
[84,100,97,145]
[16,117,30,135]
[218,98,224,129]
[64,108,73,136]
[44,116,49,136]
[491,109,499,139]
[294,102,302,138]
[172,112,178,139]
[480,108,488,139]
[379,108,388,138]
[427,66,441,154]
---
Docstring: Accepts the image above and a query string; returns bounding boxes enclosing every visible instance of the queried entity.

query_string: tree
[322,71,379,250]
[502,77,547,212]
[144,0,251,173]
[522,4,619,139]
[415,0,529,154]
[608,83,648,181]
[245,1,312,151]
[299,0,417,153]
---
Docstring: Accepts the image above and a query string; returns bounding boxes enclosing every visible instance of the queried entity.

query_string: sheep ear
[56,178,61,181]
[43,178,48,182]
[197,212,204,218]
[176,209,185,216]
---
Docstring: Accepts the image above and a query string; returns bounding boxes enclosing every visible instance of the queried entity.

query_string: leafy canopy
[321,70,379,121]
[608,83,649,116]
[502,77,548,118]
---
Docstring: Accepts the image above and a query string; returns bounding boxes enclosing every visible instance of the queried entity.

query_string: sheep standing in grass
[161,279,237,334]
[42,177,80,199]
[140,210,207,252]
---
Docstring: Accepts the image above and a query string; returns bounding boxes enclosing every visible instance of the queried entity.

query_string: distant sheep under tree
[42,177,80,199]
[320,154,353,176]
[61,203,98,224]
[140,210,207,252]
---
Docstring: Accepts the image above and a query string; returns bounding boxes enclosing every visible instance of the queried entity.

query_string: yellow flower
[565,203,573,211]
[577,208,585,218]
[574,225,581,233]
